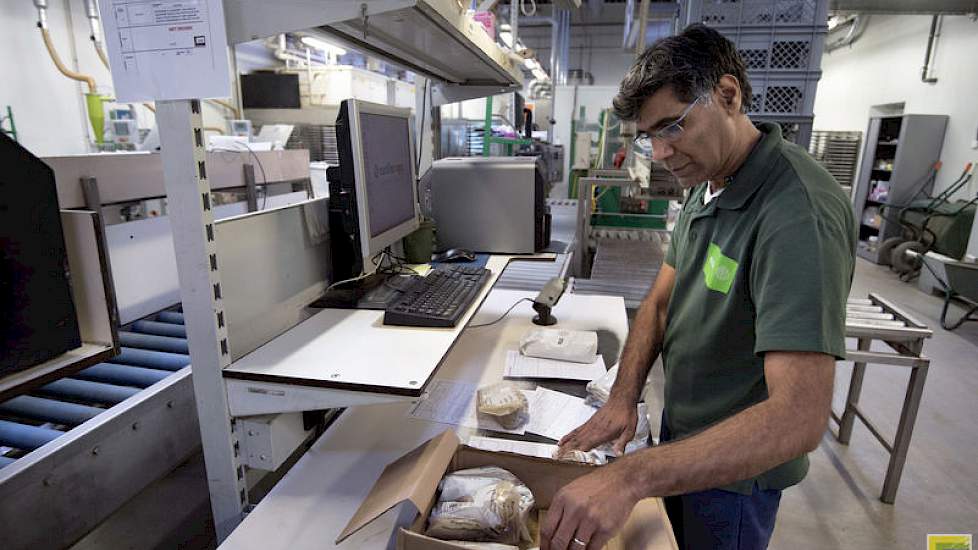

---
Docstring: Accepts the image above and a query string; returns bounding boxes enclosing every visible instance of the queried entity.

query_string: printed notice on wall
[98,0,231,102]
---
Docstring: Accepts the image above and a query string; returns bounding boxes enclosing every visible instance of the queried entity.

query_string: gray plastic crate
[753,115,814,149]
[747,71,821,116]
[720,27,827,72]
[687,0,829,28]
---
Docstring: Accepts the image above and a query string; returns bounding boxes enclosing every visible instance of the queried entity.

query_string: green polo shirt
[660,122,856,495]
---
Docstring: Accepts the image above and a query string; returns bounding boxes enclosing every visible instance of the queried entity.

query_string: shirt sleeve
[750,212,854,359]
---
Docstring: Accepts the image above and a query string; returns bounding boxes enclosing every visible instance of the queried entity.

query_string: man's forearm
[609,287,667,405]
[613,352,834,498]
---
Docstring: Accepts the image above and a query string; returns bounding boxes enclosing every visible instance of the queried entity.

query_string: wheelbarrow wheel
[891,240,926,274]
[877,237,904,267]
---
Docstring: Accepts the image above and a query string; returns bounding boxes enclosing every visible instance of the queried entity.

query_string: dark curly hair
[613,24,752,121]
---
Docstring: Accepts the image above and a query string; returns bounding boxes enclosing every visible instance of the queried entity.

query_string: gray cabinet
[852,114,948,264]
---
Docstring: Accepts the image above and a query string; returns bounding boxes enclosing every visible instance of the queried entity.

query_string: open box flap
[336,429,461,544]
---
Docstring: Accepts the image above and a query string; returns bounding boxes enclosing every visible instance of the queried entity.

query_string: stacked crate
[682,0,829,149]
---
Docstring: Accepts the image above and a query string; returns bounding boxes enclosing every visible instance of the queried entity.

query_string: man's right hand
[558,397,638,457]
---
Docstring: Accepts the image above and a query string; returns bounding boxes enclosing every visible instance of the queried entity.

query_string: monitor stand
[309,271,420,310]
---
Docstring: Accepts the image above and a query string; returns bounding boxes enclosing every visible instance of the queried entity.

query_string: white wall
[0,0,231,157]
[812,14,978,256]
[814,15,978,195]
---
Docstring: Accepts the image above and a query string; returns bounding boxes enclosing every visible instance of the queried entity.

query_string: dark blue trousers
[659,415,782,550]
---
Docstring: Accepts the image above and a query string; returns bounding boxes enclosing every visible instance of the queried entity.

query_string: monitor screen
[359,112,416,238]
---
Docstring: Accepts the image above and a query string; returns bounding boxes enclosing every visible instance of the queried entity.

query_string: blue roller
[0,396,103,426]
[156,311,185,325]
[76,363,170,388]
[0,456,14,468]
[131,320,187,339]
[120,331,189,354]
[36,379,139,405]
[109,347,189,371]
[0,420,63,450]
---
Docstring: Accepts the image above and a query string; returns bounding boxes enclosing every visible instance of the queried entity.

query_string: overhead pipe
[825,15,871,52]
[110,347,190,371]
[0,419,63,451]
[37,378,139,405]
[34,0,96,94]
[34,0,108,145]
[921,15,942,84]
[82,0,109,69]
[0,395,103,426]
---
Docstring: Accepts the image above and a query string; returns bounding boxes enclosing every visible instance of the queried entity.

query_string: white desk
[223,255,554,416]
[218,288,629,549]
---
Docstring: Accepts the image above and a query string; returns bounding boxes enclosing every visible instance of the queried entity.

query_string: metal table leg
[881,361,930,503]
[838,337,871,444]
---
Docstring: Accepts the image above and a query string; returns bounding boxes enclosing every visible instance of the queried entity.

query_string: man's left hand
[540,465,640,550]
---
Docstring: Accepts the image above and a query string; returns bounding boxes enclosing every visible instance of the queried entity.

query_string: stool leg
[838,338,871,444]
[880,363,929,504]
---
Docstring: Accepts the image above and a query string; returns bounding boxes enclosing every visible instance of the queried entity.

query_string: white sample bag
[519,328,598,364]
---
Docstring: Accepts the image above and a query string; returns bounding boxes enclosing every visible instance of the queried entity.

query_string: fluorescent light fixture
[523,58,538,70]
[301,35,347,56]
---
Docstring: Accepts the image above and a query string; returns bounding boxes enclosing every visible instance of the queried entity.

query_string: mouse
[432,248,476,262]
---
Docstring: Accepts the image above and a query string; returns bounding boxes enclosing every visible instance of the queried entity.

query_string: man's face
[635,85,733,188]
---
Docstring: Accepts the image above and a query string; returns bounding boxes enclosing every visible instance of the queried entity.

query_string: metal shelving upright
[153,1,524,542]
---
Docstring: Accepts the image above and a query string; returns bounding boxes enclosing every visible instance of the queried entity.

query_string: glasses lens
[659,122,684,142]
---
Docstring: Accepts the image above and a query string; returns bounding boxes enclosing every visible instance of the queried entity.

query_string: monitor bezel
[347,99,421,271]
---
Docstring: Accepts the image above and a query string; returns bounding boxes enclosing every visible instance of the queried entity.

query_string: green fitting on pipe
[85,93,107,144]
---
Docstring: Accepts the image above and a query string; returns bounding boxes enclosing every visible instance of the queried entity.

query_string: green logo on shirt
[703,243,738,294]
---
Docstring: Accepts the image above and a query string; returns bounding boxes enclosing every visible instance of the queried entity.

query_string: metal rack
[808,129,862,188]
[151,1,526,542]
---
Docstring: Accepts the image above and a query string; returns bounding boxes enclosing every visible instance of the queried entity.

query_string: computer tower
[0,133,81,374]
[326,100,365,281]
[429,157,551,254]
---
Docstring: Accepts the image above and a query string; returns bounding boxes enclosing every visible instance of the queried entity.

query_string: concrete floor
[771,259,978,548]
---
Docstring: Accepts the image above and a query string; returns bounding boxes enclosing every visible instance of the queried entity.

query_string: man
[540,24,856,550]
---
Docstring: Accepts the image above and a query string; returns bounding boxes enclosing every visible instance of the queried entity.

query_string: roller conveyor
[0,309,189,468]
[0,396,103,426]
[76,363,172,388]
[109,347,190,371]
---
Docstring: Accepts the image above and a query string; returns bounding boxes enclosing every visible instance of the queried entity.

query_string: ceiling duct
[829,0,978,15]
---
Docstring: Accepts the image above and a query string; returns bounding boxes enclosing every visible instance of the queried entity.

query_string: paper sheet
[408,380,533,435]
[525,387,598,441]
[466,436,559,459]
[504,350,607,381]
[99,0,232,101]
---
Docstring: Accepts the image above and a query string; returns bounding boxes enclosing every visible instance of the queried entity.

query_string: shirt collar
[715,122,783,210]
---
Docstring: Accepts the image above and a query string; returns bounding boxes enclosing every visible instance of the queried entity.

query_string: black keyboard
[383,266,491,327]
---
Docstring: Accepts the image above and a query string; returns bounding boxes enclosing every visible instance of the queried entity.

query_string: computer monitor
[330,99,420,279]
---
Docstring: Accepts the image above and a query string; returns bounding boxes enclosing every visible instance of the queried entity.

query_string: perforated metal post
[157,99,246,540]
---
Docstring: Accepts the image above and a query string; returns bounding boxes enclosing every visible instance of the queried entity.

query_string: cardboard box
[337,430,678,550]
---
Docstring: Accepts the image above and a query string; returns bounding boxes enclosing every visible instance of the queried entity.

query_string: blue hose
[131,320,187,338]
[0,419,63,450]
[119,331,189,354]
[109,347,189,371]
[0,396,103,426]
[76,363,170,388]
[156,311,185,325]
[37,378,139,405]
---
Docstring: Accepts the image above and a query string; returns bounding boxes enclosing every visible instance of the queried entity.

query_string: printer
[428,157,551,254]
